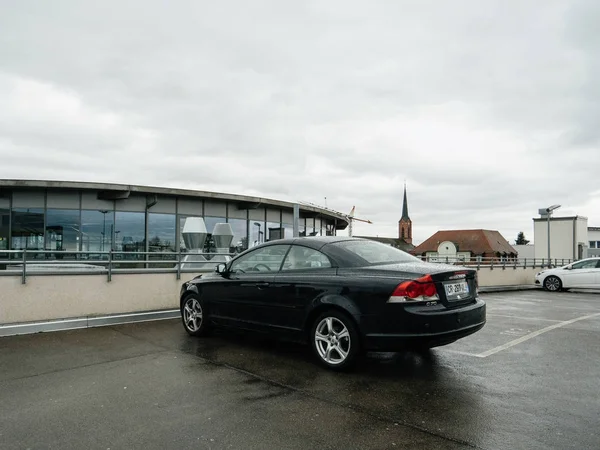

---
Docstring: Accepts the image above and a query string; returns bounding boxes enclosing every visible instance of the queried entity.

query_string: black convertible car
[180,236,486,370]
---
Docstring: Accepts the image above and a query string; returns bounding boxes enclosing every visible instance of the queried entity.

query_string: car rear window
[332,240,420,265]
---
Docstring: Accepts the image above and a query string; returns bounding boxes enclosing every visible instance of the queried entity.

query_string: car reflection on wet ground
[1,290,599,450]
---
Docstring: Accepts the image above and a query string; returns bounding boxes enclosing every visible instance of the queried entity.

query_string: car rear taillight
[388,274,439,303]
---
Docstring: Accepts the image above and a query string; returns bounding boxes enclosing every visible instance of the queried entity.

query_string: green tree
[515,231,530,245]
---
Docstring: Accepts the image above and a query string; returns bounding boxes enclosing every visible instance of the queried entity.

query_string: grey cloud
[1,0,599,244]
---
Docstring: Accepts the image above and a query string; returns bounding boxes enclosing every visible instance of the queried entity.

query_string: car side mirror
[215,263,227,275]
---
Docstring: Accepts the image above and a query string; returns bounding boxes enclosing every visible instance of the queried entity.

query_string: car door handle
[255,282,270,289]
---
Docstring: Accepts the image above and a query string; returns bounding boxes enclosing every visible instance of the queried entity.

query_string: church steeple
[399,183,412,244]
[401,182,410,221]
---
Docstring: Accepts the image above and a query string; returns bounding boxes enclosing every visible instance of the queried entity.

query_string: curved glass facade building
[0,180,348,264]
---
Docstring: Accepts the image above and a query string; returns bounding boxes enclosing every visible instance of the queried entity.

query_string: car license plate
[445,281,469,299]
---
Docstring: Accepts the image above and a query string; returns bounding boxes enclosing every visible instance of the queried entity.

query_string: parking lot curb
[479,285,541,293]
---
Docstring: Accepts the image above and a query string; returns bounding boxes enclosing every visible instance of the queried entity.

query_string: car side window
[281,246,332,271]
[229,245,290,273]
[571,260,598,270]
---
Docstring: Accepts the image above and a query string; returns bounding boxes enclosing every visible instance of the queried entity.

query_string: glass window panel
[266,221,283,241]
[572,259,598,270]
[325,221,336,236]
[230,244,290,273]
[0,195,9,208]
[115,211,145,253]
[204,217,226,254]
[45,210,80,258]
[0,209,9,262]
[148,213,176,253]
[282,246,332,271]
[228,218,248,254]
[282,224,295,239]
[590,241,597,249]
[251,220,265,247]
[81,210,114,257]
[299,218,306,237]
[305,217,316,236]
[315,218,322,236]
[11,208,45,257]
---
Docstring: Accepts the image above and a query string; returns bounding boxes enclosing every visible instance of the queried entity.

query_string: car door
[562,259,599,288]
[593,259,600,288]
[268,245,337,332]
[211,244,289,331]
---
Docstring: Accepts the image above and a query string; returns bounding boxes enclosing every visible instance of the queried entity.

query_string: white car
[535,258,600,291]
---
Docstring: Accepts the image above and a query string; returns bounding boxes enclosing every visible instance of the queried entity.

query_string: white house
[533,215,588,262]
[589,227,600,257]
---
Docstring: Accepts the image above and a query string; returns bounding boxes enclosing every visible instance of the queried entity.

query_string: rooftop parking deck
[1,290,599,449]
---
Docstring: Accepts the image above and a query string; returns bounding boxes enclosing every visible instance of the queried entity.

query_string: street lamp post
[254,222,262,245]
[541,204,561,268]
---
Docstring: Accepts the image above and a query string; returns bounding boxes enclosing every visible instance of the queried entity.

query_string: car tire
[310,310,360,371]
[544,275,562,292]
[181,294,211,337]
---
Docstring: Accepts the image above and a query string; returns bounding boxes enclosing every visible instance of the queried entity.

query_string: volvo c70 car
[179,237,486,370]
[535,257,600,291]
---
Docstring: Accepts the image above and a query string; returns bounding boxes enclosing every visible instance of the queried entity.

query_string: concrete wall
[0,273,200,325]
[0,267,541,326]
[513,244,535,259]
[476,266,540,287]
[534,217,588,261]
[576,218,588,259]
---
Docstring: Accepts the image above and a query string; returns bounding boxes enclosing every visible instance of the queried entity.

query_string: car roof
[258,236,365,251]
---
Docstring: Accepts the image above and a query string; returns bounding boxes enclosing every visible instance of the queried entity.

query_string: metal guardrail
[0,250,577,285]
[0,250,235,284]
[417,256,574,270]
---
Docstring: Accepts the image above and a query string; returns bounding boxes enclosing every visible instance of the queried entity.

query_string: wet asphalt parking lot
[1,289,599,450]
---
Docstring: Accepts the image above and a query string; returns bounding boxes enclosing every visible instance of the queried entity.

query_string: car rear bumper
[362,298,486,351]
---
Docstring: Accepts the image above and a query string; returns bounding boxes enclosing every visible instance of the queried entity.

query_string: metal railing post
[176,250,181,280]
[21,249,27,285]
[108,250,113,282]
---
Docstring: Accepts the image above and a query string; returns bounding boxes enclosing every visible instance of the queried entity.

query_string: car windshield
[332,240,421,265]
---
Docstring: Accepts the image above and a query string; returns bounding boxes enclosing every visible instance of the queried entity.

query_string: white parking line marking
[486,313,563,323]
[477,312,600,358]
[441,349,483,358]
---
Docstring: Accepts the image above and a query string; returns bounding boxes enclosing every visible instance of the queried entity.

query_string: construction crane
[298,201,372,237]
[346,206,372,237]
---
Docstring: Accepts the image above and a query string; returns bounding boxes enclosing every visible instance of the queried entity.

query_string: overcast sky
[1,0,598,245]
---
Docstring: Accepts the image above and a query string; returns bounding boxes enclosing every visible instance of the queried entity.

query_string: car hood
[536,267,568,276]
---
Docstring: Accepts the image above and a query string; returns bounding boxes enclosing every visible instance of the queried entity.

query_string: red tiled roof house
[410,229,517,263]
